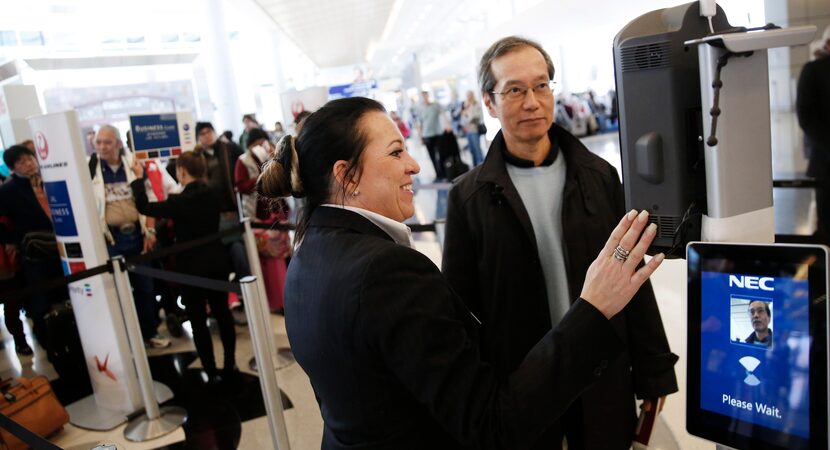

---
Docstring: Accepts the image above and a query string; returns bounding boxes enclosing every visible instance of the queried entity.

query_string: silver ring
[613,245,630,262]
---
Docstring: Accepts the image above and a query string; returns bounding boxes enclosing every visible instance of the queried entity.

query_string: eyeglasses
[491,80,555,102]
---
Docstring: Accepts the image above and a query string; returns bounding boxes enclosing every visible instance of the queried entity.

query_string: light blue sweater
[506,153,570,328]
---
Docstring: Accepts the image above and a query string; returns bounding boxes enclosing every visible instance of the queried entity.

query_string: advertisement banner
[128,111,195,162]
[29,111,142,413]
[328,79,378,100]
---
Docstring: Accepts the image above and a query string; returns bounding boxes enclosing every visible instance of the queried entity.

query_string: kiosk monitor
[687,242,828,449]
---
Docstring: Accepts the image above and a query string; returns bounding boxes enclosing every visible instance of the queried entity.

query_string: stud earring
[352,189,360,197]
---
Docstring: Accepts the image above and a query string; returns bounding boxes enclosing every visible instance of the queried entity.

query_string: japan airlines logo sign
[35,132,48,161]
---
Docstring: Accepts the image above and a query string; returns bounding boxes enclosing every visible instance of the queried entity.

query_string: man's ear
[483,93,498,118]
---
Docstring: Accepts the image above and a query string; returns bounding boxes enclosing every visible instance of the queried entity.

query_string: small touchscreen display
[687,243,827,450]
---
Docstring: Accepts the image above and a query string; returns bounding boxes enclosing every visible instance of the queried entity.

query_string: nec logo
[729,275,774,291]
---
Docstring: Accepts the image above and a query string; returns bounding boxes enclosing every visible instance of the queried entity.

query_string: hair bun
[256,135,304,199]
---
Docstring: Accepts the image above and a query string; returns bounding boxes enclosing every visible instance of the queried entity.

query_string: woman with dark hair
[131,152,237,384]
[256,97,663,449]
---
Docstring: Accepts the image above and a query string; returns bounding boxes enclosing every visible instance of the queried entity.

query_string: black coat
[0,174,53,246]
[797,55,830,172]
[131,179,228,277]
[285,206,624,450]
[442,124,678,449]
[165,140,243,213]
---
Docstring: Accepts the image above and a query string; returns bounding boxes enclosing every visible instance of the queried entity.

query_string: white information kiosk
[28,111,173,431]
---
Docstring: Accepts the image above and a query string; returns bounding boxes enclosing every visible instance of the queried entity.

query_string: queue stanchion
[242,219,295,369]
[240,276,291,450]
[111,256,186,442]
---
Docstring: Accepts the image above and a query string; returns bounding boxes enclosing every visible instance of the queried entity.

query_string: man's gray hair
[478,36,556,102]
[96,124,123,144]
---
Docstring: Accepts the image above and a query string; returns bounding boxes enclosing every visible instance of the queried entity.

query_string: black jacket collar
[476,123,594,185]
[471,123,597,257]
[308,206,395,243]
[501,136,558,168]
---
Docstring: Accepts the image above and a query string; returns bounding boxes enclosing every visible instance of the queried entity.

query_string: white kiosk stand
[684,20,818,450]
[686,26,817,246]
[28,111,175,431]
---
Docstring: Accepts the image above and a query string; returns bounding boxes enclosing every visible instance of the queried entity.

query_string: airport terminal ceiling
[0,0,770,81]
[0,0,815,140]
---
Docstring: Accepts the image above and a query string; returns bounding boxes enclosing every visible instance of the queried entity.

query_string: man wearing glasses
[442,36,678,449]
[745,300,772,346]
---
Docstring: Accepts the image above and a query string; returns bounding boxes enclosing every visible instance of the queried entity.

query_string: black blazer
[442,124,678,449]
[285,206,624,450]
[0,174,53,246]
[131,179,228,277]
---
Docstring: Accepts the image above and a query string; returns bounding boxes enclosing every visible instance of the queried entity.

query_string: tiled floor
[1,125,818,449]
[0,309,324,450]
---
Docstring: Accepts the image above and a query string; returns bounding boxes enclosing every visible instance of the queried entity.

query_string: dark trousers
[180,278,236,375]
[0,274,25,342]
[423,136,446,180]
[466,132,484,166]
[106,227,158,340]
[19,256,66,350]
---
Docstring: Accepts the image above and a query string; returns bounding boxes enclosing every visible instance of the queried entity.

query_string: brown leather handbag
[0,376,69,450]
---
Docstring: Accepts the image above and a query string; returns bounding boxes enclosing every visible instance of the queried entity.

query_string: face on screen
[749,301,771,334]
[699,266,812,444]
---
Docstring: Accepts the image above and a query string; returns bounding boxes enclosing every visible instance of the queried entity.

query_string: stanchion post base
[66,395,128,431]
[66,382,174,431]
[248,347,296,373]
[123,406,187,442]
[153,381,174,404]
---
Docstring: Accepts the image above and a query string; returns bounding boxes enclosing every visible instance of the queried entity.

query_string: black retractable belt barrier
[0,413,62,450]
[127,225,242,265]
[773,179,817,188]
[1,225,242,302]
[127,264,241,295]
[2,219,443,302]
[2,261,113,302]
[250,222,296,231]
[409,223,437,233]
[248,221,438,232]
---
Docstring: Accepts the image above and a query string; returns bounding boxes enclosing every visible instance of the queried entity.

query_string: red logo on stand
[35,132,49,161]
[94,354,117,382]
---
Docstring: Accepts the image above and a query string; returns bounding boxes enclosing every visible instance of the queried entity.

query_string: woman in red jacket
[234,128,291,313]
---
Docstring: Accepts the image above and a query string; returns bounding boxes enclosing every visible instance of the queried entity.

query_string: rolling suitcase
[43,303,90,392]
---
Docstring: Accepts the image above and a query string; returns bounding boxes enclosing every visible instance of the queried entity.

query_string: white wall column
[201,0,242,134]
